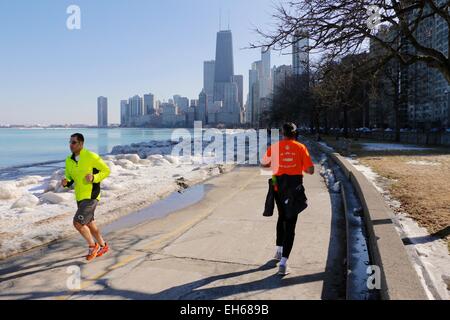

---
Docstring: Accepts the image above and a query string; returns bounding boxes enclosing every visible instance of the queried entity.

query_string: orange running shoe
[96,243,109,257]
[86,243,100,261]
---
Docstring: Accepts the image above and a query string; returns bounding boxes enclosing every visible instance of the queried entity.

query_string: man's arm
[62,159,74,188]
[92,154,111,183]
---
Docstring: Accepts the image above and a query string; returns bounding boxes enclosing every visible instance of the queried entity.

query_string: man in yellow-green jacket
[61,133,111,261]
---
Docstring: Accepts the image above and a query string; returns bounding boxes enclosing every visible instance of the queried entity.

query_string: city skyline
[119,28,248,128]
[0,0,292,126]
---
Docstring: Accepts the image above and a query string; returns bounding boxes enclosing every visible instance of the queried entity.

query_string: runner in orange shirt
[261,123,315,275]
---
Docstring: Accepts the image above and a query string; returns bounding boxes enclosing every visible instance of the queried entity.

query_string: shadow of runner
[0,234,146,287]
[0,260,85,283]
[168,272,326,300]
[0,256,84,279]
[0,260,327,300]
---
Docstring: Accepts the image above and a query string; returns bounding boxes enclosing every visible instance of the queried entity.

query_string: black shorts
[74,199,98,225]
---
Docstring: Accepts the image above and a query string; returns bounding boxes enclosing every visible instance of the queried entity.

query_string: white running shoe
[278,264,290,276]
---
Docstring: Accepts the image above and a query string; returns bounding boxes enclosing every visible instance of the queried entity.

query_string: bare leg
[74,221,96,247]
[87,221,106,247]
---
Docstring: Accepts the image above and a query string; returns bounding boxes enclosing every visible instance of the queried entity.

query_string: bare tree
[265,54,372,138]
[316,54,373,138]
[251,0,450,83]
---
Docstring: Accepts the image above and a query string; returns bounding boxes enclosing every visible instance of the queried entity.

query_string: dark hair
[71,133,85,143]
[282,123,297,138]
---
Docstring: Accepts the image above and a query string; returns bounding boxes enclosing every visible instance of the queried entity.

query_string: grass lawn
[316,135,450,252]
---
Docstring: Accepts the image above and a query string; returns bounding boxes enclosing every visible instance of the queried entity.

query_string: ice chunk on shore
[44,180,59,193]
[154,158,171,166]
[147,155,164,160]
[16,176,42,187]
[147,155,171,166]
[102,180,124,191]
[0,183,21,200]
[164,155,180,165]
[138,159,151,166]
[125,154,141,164]
[44,179,66,193]
[51,169,65,180]
[103,155,116,161]
[41,192,73,204]
[111,140,177,159]
[11,194,40,209]
[114,159,138,170]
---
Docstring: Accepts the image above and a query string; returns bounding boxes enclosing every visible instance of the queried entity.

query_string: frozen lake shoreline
[0,138,239,260]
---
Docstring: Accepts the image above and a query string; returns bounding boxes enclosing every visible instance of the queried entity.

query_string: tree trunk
[343,105,349,139]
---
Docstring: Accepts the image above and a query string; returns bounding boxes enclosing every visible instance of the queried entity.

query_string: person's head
[70,133,84,154]
[282,123,298,139]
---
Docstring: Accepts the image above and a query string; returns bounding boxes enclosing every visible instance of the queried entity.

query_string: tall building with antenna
[202,10,242,125]
[214,30,234,85]
[212,29,241,125]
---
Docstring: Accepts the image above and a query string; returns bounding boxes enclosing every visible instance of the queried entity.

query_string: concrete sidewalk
[0,164,344,300]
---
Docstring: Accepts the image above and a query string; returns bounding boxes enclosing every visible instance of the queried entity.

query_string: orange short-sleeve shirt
[262,139,314,176]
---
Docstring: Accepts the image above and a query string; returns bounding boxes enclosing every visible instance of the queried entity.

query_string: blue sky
[0,0,292,125]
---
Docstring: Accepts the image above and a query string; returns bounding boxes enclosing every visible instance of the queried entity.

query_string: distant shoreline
[0,125,255,130]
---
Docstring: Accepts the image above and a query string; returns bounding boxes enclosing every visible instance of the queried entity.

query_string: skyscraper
[214,31,234,82]
[293,30,310,76]
[173,95,190,113]
[196,90,208,124]
[214,30,235,104]
[120,100,129,127]
[155,100,161,114]
[129,95,143,117]
[212,29,241,125]
[261,48,272,98]
[143,93,155,115]
[203,60,215,100]
[273,65,293,93]
[248,61,263,126]
[232,75,244,110]
[399,8,449,129]
[97,96,108,128]
[246,66,259,125]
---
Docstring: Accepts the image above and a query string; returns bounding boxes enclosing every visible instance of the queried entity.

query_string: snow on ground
[347,157,450,300]
[0,141,236,260]
[406,160,441,167]
[360,143,433,151]
[319,154,341,193]
[318,142,335,153]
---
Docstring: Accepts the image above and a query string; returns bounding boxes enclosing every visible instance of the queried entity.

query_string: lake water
[0,128,192,179]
